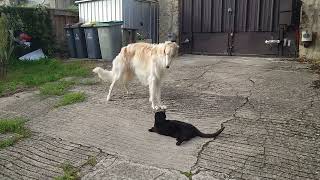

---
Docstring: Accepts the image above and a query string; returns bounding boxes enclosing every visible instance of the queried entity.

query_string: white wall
[0,0,13,5]
[78,0,122,23]
[24,0,75,9]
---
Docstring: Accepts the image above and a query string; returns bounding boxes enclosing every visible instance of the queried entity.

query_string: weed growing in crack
[0,118,31,149]
[55,156,98,180]
[55,163,80,180]
[84,156,98,167]
[181,171,193,180]
[55,92,86,107]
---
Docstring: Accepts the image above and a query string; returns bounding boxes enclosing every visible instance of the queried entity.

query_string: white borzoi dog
[93,41,179,109]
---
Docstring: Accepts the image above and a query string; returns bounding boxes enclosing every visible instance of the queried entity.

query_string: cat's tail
[198,124,225,138]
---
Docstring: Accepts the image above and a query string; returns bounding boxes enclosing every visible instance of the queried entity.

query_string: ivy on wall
[0,5,55,56]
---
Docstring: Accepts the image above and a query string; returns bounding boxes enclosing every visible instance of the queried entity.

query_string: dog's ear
[156,44,166,56]
[163,44,167,55]
[121,47,127,54]
[152,107,160,113]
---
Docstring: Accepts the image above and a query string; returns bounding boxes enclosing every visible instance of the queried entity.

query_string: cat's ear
[152,108,160,113]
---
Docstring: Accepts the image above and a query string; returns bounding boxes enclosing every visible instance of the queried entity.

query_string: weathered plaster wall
[0,0,11,5]
[159,0,179,43]
[300,0,320,59]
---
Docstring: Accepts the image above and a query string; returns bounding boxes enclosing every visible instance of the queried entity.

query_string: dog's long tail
[197,124,225,138]
[94,46,128,82]
[99,68,113,82]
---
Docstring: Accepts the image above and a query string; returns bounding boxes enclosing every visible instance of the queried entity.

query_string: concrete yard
[0,55,319,179]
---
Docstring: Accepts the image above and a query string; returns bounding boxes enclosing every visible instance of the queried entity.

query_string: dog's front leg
[156,81,161,103]
[155,82,166,109]
[148,77,157,109]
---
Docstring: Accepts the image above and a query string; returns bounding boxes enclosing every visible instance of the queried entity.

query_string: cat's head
[155,111,166,121]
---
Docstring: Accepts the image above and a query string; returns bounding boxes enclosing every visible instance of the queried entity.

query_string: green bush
[0,14,14,78]
[0,6,55,56]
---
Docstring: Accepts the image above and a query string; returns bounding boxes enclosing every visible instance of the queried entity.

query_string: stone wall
[159,0,179,43]
[300,0,320,59]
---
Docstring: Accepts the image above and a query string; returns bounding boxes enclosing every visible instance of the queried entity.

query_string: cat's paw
[176,141,182,146]
[148,128,154,132]
[159,105,167,110]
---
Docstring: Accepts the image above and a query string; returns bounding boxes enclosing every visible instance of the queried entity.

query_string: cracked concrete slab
[1,55,320,179]
[83,157,187,180]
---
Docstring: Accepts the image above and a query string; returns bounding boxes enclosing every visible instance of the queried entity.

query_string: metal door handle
[265,40,280,44]
[181,38,190,44]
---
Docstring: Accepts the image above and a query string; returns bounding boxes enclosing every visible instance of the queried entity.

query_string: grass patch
[76,78,100,85]
[55,92,86,107]
[0,59,92,96]
[40,81,74,96]
[54,156,98,180]
[55,163,80,180]
[0,134,25,149]
[0,118,27,133]
[0,118,30,149]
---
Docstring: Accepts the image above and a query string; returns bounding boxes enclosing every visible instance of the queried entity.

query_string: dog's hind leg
[124,82,129,95]
[107,78,117,101]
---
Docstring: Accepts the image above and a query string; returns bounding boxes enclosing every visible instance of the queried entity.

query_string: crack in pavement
[176,61,223,82]
[190,139,214,172]
[189,76,257,175]
[153,172,165,180]
[223,77,256,125]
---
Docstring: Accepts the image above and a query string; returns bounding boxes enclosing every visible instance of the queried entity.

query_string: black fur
[149,111,225,146]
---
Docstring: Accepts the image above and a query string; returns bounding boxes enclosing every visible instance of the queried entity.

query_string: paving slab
[1,55,319,179]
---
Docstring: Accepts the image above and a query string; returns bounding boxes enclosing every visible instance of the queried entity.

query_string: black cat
[149,111,225,146]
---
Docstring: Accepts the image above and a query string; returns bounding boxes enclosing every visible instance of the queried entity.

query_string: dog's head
[92,67,102,74]
[155,111,166,122]
[163,41,179,69]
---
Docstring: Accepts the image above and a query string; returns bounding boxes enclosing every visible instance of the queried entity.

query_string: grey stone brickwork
[299,0,320,59]
[159,0,179,43]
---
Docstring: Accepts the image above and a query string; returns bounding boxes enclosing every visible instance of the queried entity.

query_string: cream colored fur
[93,41,179,109]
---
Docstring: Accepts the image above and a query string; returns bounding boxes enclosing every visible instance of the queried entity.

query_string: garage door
[180,0,300,57]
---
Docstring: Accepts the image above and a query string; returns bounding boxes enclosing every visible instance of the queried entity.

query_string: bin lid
[95,21,123,27]
[71,22,84,28]
[81,22,97,28]
[64,23,74,29]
